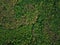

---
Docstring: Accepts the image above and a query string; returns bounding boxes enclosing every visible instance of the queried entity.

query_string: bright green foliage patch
[0,0,60,45]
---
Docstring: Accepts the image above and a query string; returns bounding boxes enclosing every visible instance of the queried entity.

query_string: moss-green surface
[0,0,60,45]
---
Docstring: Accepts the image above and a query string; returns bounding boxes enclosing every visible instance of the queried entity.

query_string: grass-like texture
[0,0,60,45]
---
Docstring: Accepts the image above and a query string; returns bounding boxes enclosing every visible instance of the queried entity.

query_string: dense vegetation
[0,0,60,45]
